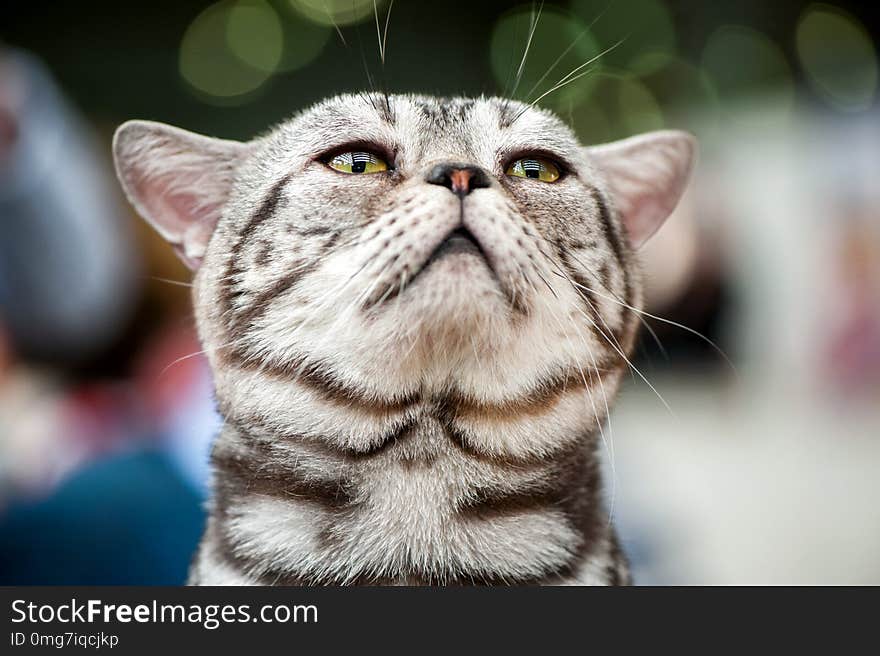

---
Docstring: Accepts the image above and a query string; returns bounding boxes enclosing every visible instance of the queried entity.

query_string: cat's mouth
[424,227,487,266]
[415,225,500,285]
[362,225,498,311]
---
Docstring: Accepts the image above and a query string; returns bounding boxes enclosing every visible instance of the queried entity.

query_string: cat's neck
[190,412,629,586]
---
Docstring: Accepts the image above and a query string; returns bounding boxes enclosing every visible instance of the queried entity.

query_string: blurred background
[1,0,878,585]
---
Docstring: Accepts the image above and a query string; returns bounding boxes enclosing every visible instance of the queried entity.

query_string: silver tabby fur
[113,93,695,585]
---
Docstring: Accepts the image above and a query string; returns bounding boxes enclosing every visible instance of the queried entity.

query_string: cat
[113,93,694,585]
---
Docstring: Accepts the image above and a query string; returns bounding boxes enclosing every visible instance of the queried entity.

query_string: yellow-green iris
[327,151,389,174]
[505,157,560,183]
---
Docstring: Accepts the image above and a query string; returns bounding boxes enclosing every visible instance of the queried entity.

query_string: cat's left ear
[113,120,251,269]
[586,130,696,249]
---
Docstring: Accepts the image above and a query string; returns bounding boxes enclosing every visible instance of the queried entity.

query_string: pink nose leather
[448,168,474,196]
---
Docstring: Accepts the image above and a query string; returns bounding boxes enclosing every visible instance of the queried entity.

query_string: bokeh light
[490,6,601,108]
[288,0,386,27]
[227,1,283,73]
[274,6,330,72]
[796,4,878,112]
[570,0,676,76]
[568,72,666,144]
[617,76,664,134]
[701,25,794,126]
[9,0,880,590]
[568,101,612,145]
[645,57,718,113]
[642,56,719,139]
[180,0,283,102]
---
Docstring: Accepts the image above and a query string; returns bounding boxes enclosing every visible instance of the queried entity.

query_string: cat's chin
[406,252,502,312]
[384,264,509,355]
[360,236,503,319]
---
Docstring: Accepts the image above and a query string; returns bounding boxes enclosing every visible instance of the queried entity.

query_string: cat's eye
[505,157,561,183]
[326,151,389,174]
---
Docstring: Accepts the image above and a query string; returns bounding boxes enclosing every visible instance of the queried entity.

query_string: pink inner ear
[623,184,682,247]
[114,119,249,271]
[131,171,223,270]
[589,131,695,250]
[152,186,203,237]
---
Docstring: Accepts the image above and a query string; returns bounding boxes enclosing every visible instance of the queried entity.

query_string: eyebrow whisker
[510,37,626,124]
[510,0,545,100]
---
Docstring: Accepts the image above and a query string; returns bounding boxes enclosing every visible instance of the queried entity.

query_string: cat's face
[114,94,693,456]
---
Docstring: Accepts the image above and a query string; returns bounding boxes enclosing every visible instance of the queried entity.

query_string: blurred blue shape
[0,448,205,585]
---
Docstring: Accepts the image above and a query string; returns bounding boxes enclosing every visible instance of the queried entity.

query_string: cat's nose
[425,163,491,198]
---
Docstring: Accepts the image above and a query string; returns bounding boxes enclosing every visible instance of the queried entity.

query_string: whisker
[373,0,384,63]
[500,9,523,105]
[373,0,395,67]
[532,247,676,417]
[510,38,625,123]
[554,37,626,89]
[382,1,394,58]
[525,259,618,526]
[565,270,736,377]
[510,1,545,100]
[148,276,193,288]
[561,250,667,358]
[158,341,233,378]
[520,29,586,104]
[548,268,632,381]
[521,0,621,104]
[570,290,675,417]
[322,1,347,45]
[371,0,393,117]
[512,67,595,123]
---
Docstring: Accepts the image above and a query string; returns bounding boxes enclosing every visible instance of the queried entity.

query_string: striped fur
[113,94,695,585]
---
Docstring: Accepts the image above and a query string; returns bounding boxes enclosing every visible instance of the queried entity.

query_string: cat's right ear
[112,120,250,270]
[586,130,696,250]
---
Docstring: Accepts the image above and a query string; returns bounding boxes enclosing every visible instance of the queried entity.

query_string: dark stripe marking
[222,411,420,462]
[213,448,357,511]
[222,346,623,423]
[443,357,623,422]
[456,483,570,520]
[228,262,315,334]
[222,350,420,416]
[590,185,636,347]
[219,174,292,340]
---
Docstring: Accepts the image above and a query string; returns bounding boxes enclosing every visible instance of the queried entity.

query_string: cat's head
[113,94,693,441]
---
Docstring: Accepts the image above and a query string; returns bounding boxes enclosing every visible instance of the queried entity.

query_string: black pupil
[523,159,541,179]
[351,152,372,173]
